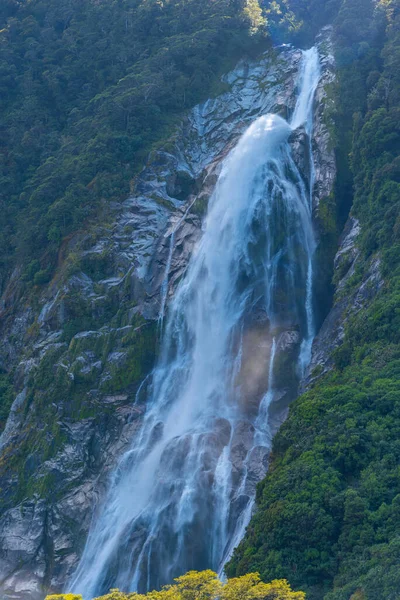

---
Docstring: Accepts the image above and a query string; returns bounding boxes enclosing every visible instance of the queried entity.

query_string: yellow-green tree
[244,0,267,31]
[45,595,83,600]
[51,570,305,600]
[221,574,305,599]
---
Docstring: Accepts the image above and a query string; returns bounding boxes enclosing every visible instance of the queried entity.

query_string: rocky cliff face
[0,30,336,600]
[304,216,384,389]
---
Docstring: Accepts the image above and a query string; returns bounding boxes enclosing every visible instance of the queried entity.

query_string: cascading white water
[69,47,320,598]
[294,48,321,374]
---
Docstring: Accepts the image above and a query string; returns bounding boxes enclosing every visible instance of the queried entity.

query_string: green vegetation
[228,1,400,599]
[0,0,266,283]
[2,0,400,597]
[262,0,341,43]
[46,595,83,600]
[0,311,157,506]
[54,570,305,600]
[228,348,400,599]
[0,370,15,431]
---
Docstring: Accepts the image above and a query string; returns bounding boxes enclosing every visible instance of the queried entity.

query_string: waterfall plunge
[70,47,320,598]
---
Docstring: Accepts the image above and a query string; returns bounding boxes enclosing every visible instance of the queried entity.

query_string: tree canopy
[48,570,305,600]
[0,0,266,287]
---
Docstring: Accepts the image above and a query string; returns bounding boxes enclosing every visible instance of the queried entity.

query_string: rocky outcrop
[312,28,336,215]
[0,30,336,600]
[304,216,384,388]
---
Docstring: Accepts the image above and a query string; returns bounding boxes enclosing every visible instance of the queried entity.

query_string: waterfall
[69,47,320,598]
[293,47,320,373]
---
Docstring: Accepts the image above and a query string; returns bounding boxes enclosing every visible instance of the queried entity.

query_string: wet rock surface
[0,30,336,599]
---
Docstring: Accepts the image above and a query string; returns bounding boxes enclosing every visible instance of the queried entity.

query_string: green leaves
[0,0,266,282]
[58,571,305,600]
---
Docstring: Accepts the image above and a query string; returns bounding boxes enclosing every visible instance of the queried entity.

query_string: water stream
[69,46,321,598]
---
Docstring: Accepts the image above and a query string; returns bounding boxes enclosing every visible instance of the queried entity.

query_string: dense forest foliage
[50,571,305,600]
[0,0,265,286]
[227,1,400,599]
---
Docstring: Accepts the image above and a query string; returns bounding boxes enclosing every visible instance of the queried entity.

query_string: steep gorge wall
[0,31,335,600]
